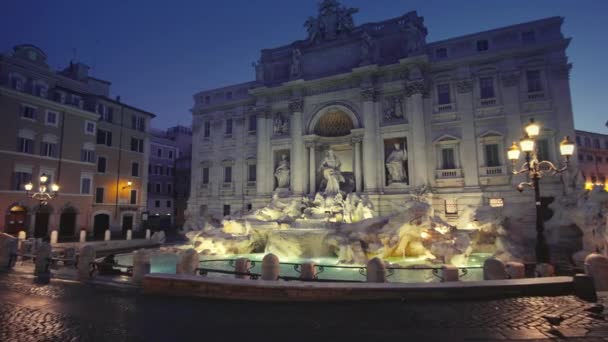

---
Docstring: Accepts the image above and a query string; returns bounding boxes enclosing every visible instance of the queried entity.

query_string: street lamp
[24,173,60,205]
[507,119,574,263]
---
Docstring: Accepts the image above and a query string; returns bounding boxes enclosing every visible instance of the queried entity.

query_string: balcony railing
[527,91,545,100]
[436,168,462,178]
[479,98,497,106]
[434,103,455,113]
[480,165,505,176]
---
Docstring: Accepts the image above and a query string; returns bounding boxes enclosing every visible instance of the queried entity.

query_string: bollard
[299,262,317,281]
[234,257,251,279]
[261,253,280,281]
[0,233,18,270]
[79,230,87,243]
[535,263,555,277]
[50,230,58,244]
[104,229,111,241]
[366,257,387,283]
[34,242,51,284]
[441,265,459,282]
[176,249,199,275]
[505,261,526,279]
[77,244,96,280]
[573,273,598,302]
[132,249,151,285]
[126,229,132,241]
[17,231,26,254]
[584,253,608,291]
[145,229,151,240]
[483,258,506,280]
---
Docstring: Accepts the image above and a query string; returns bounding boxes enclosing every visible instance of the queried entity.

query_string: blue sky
[2,0,606,132]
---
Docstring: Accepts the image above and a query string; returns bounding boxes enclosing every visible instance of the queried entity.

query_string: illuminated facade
[189,1,577,222]
[575,130,608,190]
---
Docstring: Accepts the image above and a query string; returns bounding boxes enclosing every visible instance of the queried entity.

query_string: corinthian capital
[404,80,429,97]
[360,88,378,102]
[288,98,304,112]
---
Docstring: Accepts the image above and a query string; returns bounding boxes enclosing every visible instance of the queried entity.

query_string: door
[93,214,110,239]
[59,211,77,239]
[5,206,27,235]
[34,212,50,238]
[122,215,133,236]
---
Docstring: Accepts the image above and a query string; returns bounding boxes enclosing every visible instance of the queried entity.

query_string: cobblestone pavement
[0,273,607,341]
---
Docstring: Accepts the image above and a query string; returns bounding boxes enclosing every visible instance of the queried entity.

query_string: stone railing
[435,168,462,179]
[527,91,545,100]
[479,97,497,107]
[480,165,506,176]
[434,103,455,113]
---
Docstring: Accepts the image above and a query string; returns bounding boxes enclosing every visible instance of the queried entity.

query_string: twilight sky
[2,0,606,132]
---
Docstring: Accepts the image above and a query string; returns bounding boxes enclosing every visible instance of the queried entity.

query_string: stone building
[147,126,192,229]
[575,129,608,190]
[0,44,154,240]
[188,1,577,222]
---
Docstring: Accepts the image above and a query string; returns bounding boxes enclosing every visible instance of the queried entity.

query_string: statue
[360,32,374,65]
[383,95,405,120]
[304,0,359,43]
[273,113,289,135]
[386,143,408,184]
[319,149,345,194]
[274,154,290,189]
[290,48,302,79]
[402,12,427,55]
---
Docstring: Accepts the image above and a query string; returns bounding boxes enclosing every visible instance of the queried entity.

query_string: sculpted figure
[319,149,345,194]
[274,154,290,188]
[290,49,302,79]
[386,143,408,183]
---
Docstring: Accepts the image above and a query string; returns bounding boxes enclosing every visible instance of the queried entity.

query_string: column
[256,108,270,195]
[289,99,305,195]
[361,88,379,192]
[405,79,428,188]
[307,142,316,194]
[353,137,363,192]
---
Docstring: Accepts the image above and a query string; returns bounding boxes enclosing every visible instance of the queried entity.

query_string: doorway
[5,205,27,235]
[59,207,77,240]
[122,214,134,236]
[93,214,110,239]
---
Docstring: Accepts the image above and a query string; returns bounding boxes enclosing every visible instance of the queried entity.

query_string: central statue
[319,149,344,194]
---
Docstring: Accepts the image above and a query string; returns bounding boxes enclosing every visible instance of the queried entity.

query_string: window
[130,190,137,204]
[585,137,591,147]
[167,183,172,194]
[537,139,550,161]
[224,166,232,183]
[45,111,58,126]
[248,164,257,182]
[166,200,172,208]
[22,105,36,120]
[441,148,456,169]
[81,149,95,163]
[435,47,448,59]
[522,30,536,43]
[34,84,48,98]
[202,167,209,184]
[97,157,107,173]
[587,155,594,162]
[70,95,82,108]
[96,129,112,146]
[11,75,24,91]
[476,39,489,52]
[155,183,161,193]
[100,107,114,123]
[247,203,253,211]
[203,121,211,138]
[131,116,145,131]
[593,139,600,149]
[479,77,495,99]
[84,121,96,135]
[96,103,105,115]
[131,162,140,177]
[95,188,104,203]
[130,137,144,153]
[54,91,65,104]
[485,144,500,167]
[578,154,584,162]
[81,177,91,194]
[526,70,542,93]
[249,115,257,132]
[445,199,458,215]
[13,172,32,191]
[223,205,231,216]
[17,138,34,154]
[225,119,233,135]
[205,96,210,104]
[605,140,608,149]
[40,142,57,158]
[576,136,581,146]
[168,150,173,159]
[437,84,450,105]
[155,200,160,208]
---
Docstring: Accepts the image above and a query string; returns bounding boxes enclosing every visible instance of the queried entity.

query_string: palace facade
[189,1,576,222]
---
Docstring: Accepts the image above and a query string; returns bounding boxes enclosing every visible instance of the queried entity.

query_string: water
[114,251,491,283]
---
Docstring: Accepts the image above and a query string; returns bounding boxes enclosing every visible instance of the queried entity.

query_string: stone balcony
[435,168,464,187]
[479,165,510,186]
[433,102,456,114]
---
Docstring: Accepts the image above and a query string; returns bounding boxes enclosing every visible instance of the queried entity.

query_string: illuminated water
[114,251,491,283]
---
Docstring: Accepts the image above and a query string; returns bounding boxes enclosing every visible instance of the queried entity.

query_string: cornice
[0,86,99,120]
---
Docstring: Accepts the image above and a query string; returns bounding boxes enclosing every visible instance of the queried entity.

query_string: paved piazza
[0,273,606,341]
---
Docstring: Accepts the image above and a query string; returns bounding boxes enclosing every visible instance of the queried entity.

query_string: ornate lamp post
[24,173,60,205]
[507,119,575,263]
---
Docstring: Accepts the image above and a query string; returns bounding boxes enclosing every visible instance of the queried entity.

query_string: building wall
[188,13,577,224]
[575,130,608,189]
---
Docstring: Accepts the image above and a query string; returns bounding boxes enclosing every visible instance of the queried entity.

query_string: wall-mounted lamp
[122,181,133,190]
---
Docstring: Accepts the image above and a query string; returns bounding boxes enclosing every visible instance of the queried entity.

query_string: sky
[2,0,607,132]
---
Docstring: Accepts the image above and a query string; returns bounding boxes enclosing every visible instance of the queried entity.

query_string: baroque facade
[189,1,577,222]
